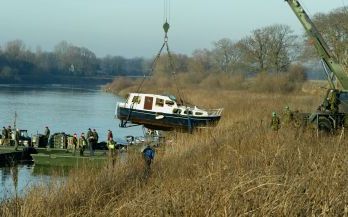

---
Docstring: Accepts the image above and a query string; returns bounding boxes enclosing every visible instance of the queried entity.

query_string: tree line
[0,40,148,84]
[0,7,346,84]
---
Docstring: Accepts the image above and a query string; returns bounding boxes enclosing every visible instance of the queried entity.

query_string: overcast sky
[0,0,346,58]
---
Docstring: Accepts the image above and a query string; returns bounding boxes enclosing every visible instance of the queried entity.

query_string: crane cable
[133,0,185,105]
[120,0,184,128]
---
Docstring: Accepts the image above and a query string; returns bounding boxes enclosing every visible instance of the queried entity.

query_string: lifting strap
[120,20,184,128]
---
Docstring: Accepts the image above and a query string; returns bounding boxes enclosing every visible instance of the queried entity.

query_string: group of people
[1,126,20,150]
[74,128,99,156]
[270,106,294,131]
[1,124,156,173]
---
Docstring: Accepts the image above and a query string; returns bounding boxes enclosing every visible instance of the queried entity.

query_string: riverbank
[2,89,347,216]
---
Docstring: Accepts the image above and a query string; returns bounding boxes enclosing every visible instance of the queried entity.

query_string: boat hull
[117,106,221,131]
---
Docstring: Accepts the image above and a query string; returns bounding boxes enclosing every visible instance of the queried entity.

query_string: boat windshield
[168,95,177,102]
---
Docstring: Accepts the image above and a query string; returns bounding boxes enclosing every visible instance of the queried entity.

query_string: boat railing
[207,108,223,116]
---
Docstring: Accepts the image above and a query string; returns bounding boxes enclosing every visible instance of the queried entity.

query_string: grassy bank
[2,89,348,216]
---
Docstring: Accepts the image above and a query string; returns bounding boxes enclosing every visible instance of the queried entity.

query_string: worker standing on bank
[107,129,113,142]
[282,106,294,125]
[79,133,87,156]
[142,145,155,176]
[87,128,94,156]
[1,126,7,146]
[328,89,339,113]
[14,129,20,151]
[44,126,50,138]
[72,133,78,155]
[92,129,99,149]
[44,126,50,146]
[270,112,280,131]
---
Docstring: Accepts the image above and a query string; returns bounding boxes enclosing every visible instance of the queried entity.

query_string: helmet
[272,112,276,117]
[285,106,289,110]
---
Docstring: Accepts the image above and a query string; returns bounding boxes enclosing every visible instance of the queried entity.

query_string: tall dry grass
[104,67,306,98]
[2,88,348,216]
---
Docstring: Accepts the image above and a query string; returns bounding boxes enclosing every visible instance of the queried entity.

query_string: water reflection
[0,164,52,201]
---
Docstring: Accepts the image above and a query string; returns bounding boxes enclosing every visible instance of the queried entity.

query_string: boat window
[132,96,141,104]
[195,112,203,116]
[155,98,164,107]
[173,108,182,114]
[183,110,193,115]
[165,100,175,106]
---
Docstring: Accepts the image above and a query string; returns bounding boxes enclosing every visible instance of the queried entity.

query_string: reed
[2,86,348,216]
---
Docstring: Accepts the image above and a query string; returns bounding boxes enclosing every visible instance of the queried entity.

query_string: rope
[121,0,186,127]
[165,41,185,105]
[121,21,176,128]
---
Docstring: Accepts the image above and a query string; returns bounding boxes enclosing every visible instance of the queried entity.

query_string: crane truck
[285,0,348,133]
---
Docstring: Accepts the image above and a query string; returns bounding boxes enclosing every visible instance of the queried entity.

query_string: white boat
[116,93,223,132]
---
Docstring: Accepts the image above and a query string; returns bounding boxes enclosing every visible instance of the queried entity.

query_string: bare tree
[267,24,298,72]
[237,28,271,72]
[237,24,298,73]
[311,7,348,70]
[211,38,241,73]
[189,49,214,74]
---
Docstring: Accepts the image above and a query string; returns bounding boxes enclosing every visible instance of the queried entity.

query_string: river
[0,84,142,201]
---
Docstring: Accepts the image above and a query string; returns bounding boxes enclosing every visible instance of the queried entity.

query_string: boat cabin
[116,93,223,131]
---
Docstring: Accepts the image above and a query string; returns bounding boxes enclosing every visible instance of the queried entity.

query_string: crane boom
[285,0,348,89]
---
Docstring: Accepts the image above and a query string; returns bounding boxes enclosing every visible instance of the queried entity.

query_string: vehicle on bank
[116,93,223,132]
[285,0,348,133]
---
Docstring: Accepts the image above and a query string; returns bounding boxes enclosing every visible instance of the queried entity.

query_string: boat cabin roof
[127,93,177,102]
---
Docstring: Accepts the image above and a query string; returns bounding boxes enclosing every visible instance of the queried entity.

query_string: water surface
[0,84,142,201]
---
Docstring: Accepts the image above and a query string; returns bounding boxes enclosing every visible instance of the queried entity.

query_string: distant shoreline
[0,75,114,86]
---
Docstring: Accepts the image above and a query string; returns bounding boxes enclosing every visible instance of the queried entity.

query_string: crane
[285,0,348,89]
[284,0,348,133]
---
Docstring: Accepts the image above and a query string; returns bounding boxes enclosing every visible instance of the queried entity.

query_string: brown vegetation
[104,63,307,98]
[2,86,348,216]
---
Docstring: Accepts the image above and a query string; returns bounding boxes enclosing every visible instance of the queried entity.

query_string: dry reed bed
[1,90,348,216]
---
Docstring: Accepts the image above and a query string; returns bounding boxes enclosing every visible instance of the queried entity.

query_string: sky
[0,0,346,58]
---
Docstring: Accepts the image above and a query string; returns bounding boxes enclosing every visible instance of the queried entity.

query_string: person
[107,129,113,141]
[107,138,116,163]
[107,129,115,152]
[7,126,12,139]
[1,127,7,146]
[72,133,78,155]
[86,128,94,156]
[43,126,50,147]
[282,106,294,125]
[14,129,20,151]
[270,112,280,131]
[142,145,155,175]
[328,89,339,113]
[79,133,87,156]
[92,129,99,149]
[44,126,50,138]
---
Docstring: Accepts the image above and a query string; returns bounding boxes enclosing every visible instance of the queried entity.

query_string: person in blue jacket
[142,145,155,169]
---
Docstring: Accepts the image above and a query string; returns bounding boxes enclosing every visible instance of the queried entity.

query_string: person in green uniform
[282,106,294,125]
[1,127,7,146]
[79,133,87,156]
[328,89,339,113]
[270,112,280,131]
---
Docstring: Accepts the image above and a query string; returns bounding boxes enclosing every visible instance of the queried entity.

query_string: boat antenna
[13,111,17,129]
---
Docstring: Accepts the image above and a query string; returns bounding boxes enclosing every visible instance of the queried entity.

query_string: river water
[0,84,142,201]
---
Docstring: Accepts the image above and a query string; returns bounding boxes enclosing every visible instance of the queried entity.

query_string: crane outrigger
[285,0,348,132]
